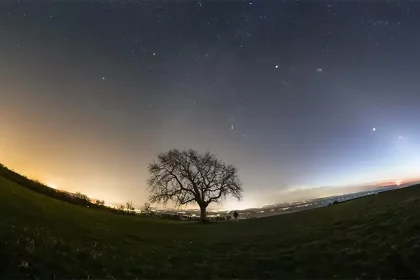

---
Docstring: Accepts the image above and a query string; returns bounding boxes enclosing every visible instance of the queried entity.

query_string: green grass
[2,175,420,279]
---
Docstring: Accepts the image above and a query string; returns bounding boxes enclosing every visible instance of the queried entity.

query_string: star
[152,52,156,56]
[102,77,106,80]
[372,128,376,131]
[275,65,279,69]
[316,68,323,72]
[231,124,234,130]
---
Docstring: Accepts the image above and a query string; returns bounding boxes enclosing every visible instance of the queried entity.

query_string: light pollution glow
[1,105,420,209]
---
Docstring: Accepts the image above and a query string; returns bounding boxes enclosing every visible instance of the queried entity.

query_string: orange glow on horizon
[47,183,59,189]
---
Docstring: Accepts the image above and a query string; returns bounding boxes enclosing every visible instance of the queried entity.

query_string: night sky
[1,0,420,209]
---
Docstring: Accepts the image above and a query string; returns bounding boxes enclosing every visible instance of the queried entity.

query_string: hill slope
[2,175,420,279]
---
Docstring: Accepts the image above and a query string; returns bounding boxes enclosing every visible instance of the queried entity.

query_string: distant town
[111,183,414,221]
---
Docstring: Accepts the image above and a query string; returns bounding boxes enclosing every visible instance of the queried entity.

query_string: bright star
[275,65,279,69]
[372,128,376,131]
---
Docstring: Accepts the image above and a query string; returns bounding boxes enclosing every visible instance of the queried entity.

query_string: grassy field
[2,176,420,279]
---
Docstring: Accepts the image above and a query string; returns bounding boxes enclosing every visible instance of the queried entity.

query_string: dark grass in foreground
[2,177,420,279]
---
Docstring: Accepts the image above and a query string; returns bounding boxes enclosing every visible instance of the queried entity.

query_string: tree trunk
[200,206,207,223]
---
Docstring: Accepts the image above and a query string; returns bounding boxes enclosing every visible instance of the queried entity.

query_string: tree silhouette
[147,149,243,222]
[95,199,105,206]
[126,201,134,211]
[143,202,152,216]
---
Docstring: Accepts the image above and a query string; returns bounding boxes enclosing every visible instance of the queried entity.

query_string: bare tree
[95,199,105,206]
[143,202,152,216]
[126,201,134,211]
[147,149,243,222]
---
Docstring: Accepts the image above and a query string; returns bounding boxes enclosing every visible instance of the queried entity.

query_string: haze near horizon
[2,1,420,209]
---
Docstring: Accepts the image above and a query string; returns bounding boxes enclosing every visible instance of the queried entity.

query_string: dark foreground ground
[2,176,420,279]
